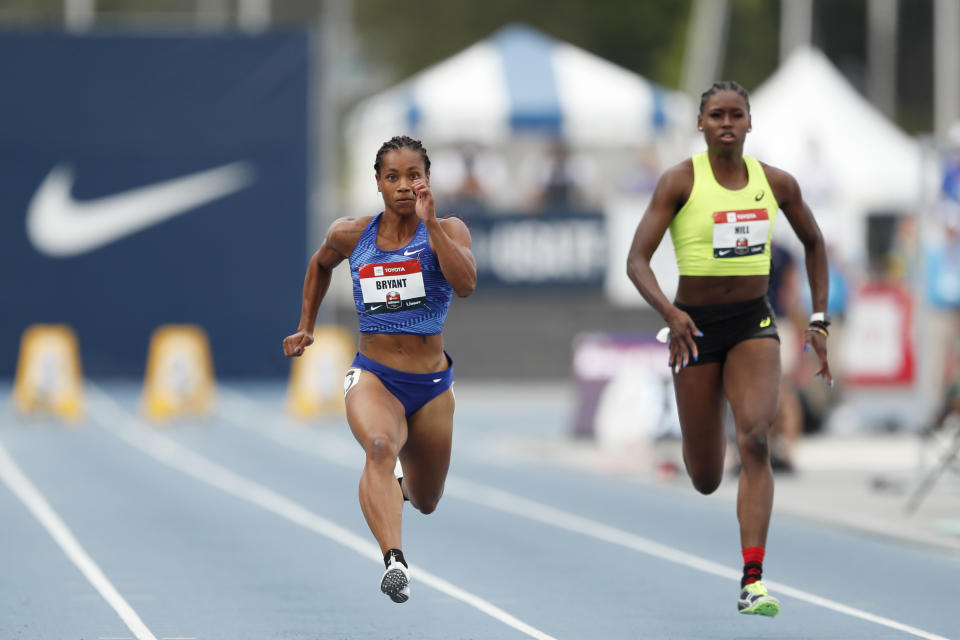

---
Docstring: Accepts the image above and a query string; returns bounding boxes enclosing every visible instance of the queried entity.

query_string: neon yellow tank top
[669,152,778,276]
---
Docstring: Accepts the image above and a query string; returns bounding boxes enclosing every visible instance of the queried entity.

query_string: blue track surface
[0,381,956,640]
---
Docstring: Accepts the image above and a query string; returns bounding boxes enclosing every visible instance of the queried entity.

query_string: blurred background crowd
[3,0,960,472]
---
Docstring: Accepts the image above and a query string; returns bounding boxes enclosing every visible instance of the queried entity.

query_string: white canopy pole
[64,0,95,32]
[867,0,898,120]
[682,0,729,98]
[238,0,271,32]
[779,0,813,62]
[934,0,960,139]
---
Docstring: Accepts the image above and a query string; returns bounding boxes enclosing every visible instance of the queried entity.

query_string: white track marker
[0,441,158,640]
[86,385,558,640]
[215,386,953,640]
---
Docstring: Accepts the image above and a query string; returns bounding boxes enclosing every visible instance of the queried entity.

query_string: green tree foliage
[353,0,691,89]
[723,0,780,91]
[0,0,935,132]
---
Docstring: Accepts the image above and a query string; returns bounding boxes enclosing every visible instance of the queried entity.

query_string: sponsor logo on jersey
[386,291,401,310]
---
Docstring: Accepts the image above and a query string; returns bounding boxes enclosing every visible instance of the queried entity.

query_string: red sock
[741,546,765,586]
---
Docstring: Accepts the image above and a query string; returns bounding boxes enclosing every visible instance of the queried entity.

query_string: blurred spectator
[941,131,960,205]
[540,141,579,211]
[429,143,506,214]
[933,375,960,433]
[453,144,487,205]
[798,244,850,432]
[525,140,598,214]
[618,147,661,197]
[725,242,821,475]
[767,244,804,472]
[925,203,960,412]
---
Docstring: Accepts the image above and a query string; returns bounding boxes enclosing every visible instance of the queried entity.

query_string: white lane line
[215,387,953,640]
[86,384,558,640]
[0,440,158,640]
[447,479,953,640]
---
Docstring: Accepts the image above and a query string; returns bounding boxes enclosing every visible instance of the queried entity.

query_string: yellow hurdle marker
[12,324,85,423]
[142,325,216,422]
[287,325,355,419]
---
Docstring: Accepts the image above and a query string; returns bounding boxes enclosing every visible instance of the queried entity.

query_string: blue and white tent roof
[346,24,691,148]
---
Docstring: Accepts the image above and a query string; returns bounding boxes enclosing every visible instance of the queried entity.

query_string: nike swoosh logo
[433,378,442,383]
[403,248,425,256]
[369,305,383,311]
[755,190,764,201]
[27,162,255,257]
[718,249,732,256]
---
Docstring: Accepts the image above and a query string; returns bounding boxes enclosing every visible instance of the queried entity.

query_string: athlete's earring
[697,126,703,131]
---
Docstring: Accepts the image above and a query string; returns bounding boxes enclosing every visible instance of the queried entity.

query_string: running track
[0,381,956,640]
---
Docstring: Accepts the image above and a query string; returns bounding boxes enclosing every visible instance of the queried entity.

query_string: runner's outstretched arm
[282,218,354,357]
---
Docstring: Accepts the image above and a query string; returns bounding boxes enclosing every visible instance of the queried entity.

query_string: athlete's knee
[682,449,723,494]
[737,422,772,461]
[413,495,441,514]
[689,471,722,495]
[410,487,443,514]
[364,434,399,465]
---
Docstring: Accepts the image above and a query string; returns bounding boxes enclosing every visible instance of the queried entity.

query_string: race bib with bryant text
[358,259,427,314]
[712,209,770,258]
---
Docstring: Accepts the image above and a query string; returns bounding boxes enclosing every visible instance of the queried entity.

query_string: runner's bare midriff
[358,333,447,373]
[676,274,769,307]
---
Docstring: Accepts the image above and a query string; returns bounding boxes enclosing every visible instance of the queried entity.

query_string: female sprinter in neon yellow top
[626,81,831,618]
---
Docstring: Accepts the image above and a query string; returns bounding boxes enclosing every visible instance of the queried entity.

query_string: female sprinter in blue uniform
[283,135,476,603]
[626,82,831,616]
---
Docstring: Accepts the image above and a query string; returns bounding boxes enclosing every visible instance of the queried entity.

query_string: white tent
[344,24,692,214]
[746,47,927,253]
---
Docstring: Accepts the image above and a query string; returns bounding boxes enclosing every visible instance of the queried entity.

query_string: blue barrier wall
[459,212,606,288]
[0,31,309,378]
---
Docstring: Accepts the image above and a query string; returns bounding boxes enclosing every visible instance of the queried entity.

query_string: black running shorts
[674,296,780,366]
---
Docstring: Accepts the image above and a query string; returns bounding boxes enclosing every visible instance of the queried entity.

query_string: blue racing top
[349,213,453,335]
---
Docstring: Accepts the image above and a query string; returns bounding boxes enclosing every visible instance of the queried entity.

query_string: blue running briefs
[348,352,454,418]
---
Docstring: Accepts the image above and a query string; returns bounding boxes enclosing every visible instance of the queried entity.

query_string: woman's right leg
[345,371,408,555]
[673,362,727,494]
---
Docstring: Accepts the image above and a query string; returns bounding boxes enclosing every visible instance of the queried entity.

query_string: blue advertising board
[461,212,607,287]
[0,31,309,377]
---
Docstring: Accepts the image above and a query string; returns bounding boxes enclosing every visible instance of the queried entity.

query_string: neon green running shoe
[738,580,780,616]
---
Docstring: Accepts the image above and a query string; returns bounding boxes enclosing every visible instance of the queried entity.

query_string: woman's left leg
[723,337,780,546]
[723,336,782,615]
[400,388,455,515]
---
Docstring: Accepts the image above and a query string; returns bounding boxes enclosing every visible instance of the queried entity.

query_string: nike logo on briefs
[404,247,425,256]
[759,316,771,328]
[433,378,442,383]
[27,162,256,257]
[755,190,764,201]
